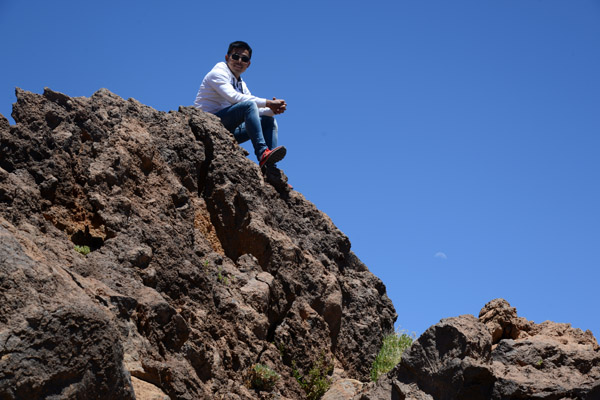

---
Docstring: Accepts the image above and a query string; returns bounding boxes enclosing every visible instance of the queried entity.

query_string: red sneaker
[259,146,287,167]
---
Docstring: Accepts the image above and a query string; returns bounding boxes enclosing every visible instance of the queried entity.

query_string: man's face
[225,48,251,78]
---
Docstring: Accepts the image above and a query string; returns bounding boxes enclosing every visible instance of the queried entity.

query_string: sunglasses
[230,53,250,63]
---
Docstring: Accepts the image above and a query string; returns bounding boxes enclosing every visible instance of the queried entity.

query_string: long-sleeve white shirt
[194,62,274,117]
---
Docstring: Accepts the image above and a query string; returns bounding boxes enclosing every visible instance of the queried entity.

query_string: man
[194,41,287,167]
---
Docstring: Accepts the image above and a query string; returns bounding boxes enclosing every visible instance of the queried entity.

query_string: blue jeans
[215,101,278,161]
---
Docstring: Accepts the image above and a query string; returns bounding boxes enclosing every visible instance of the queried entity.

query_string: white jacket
[194,62,274,117]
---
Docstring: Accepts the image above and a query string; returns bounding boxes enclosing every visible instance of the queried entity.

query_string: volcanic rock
[357,299,600,400]
[0,88,396,399]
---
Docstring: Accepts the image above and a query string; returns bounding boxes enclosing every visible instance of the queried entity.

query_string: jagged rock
[130,377,169,400]
[0,88,396,399]
[0,220,135,399]
[356,299,600,400]
[478,298,532,343]
[322,379,364,400]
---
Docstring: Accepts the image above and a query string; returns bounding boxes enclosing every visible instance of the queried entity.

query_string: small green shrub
[217,267,229,285]
[293,355,333,400]
[74,245,91,256]
[246,363,280,391]
[370,330,414,381]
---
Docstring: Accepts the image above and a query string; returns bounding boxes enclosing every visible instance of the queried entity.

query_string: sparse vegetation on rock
[246,363,280,392]
[293,354,334,400]
[369,330,414,381]
[74,244,91,255]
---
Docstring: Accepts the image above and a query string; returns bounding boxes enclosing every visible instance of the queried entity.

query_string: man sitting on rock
[194,41,287,168]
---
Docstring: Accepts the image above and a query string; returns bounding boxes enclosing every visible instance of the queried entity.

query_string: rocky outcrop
[357,299,600,400]
[0,88,397,399]
[3,88,597,400]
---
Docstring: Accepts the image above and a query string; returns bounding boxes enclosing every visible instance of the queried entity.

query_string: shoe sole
[261,146,287,167]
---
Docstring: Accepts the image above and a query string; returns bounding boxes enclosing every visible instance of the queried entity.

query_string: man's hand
[266,97,287,115]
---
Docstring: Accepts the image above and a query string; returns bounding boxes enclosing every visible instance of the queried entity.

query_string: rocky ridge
[0,88,396,399]
[355,298,600,400]
[1,88,598,400]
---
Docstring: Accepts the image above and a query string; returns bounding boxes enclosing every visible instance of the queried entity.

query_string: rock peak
[0,88,396,399]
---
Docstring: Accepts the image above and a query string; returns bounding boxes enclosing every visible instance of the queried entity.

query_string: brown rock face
[357,299,600,400]
[0,88,397,399]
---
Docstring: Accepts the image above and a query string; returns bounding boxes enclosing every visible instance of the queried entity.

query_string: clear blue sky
[2,0,599,338]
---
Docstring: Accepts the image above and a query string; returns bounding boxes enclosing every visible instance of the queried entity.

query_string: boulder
[357,299,600,400]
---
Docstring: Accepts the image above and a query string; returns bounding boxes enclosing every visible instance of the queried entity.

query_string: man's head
[225,41,252,78]
[227,41,252,58]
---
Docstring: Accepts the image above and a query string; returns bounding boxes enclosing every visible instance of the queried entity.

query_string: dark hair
[227,41,252,58]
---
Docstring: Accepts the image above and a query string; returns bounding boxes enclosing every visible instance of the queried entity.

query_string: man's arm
[205,68,267,107]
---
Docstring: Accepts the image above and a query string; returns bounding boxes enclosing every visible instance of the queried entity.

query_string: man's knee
[261,116,277,130]
[239,100,258,113]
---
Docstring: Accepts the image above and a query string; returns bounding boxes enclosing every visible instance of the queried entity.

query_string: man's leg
[260,116,278,150]
[215,101,268,160]
[234,116,278,149]
[237,116,285,168]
